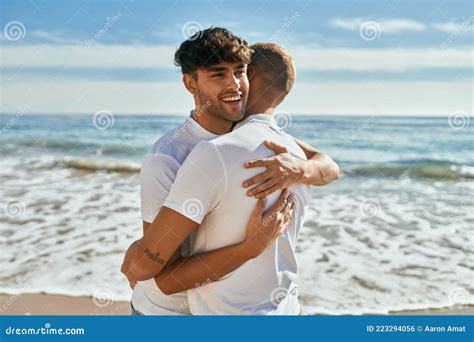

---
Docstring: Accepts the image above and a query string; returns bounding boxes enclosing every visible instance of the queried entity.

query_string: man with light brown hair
[246,43,296,116]
[243,43,338,196]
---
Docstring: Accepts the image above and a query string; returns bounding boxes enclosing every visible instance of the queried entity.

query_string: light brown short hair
[249,43,296,97]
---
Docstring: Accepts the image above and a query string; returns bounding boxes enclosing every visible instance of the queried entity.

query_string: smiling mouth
[220,93,242,103]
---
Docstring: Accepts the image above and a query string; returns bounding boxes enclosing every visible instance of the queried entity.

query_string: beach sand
[0,293,472,316]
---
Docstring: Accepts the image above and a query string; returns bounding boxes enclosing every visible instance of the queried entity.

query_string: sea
[0,113,472,314]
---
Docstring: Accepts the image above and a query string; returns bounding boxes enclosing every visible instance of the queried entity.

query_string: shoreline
[0,293,472,316]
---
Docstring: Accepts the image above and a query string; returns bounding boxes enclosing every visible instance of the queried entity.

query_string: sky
[0,0,473,115]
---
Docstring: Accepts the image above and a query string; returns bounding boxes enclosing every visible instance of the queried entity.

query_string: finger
[274,217,291,240]
[254,183,284,199]
[264,140,288,154]
[265,189,289,213]
[255,180,296,199]
[280,193,294,213]
[271,219,285,239]
[283,208,294,225]
[243,171,271,188]
[251,197,267,219]
[280,204,293,224]
[247,178,278,197]
[244,158,274,169]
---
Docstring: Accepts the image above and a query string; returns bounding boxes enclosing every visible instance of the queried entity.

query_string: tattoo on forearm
[144,248,165,265]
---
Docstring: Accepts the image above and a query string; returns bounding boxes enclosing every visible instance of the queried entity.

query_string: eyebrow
[206,66,227,72]
[205,63,246,72]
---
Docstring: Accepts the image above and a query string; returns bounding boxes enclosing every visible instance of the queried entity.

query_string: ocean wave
[12,155,474,179]
[347,160,474,180]
[12,139,142,156]
[63,158,141,173]
[12,156,141,173]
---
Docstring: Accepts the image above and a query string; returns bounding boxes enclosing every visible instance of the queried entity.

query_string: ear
[183,74,197,95]
[247,66,256,81]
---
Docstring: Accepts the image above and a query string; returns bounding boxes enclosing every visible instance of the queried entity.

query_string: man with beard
[122,28,339,315]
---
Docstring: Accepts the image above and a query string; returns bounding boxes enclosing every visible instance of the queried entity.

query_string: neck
[192,109,233,135]
[246,106,275,116]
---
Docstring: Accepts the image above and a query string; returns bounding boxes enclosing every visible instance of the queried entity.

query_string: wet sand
[1,293,472,315]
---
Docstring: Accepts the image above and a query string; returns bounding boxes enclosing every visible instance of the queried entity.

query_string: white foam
[1,157,473,313]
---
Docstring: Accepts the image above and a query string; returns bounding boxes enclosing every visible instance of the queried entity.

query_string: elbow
[129,264,153,282]
[121,259,150,282]
[122,241,154,281]
[331,161,340,181]
[322,161,340,185]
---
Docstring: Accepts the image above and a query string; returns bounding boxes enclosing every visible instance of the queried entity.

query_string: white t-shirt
[132,114,217,315]
[163,114,311,315]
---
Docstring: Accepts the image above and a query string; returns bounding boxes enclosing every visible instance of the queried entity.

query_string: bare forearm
[155,242,254,295]
[122,239,170,281]
[294,139,339,185]
[297,155,339,186]
[122,207,199,282]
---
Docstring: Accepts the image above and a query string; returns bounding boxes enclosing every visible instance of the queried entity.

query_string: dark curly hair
[174,27,252,76]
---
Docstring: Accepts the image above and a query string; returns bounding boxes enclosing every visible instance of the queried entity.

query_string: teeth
[221,96,241,102]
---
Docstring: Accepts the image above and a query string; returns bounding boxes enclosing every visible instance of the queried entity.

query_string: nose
[225,73,240,92]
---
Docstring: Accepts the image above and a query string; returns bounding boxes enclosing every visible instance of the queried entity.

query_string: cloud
[432,20,474,33]
[29,30,83,44]
[0,44,176,69]
[1,44,472,72]
[1,43,471,115]
[1,79,193,115]
[329,18,426,33]
[330,17,474,34]
[290,47,472,72]
[283,80,471,115]
[1,79,470,116]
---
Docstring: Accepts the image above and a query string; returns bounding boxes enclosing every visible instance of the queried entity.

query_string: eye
[211,73,223,78]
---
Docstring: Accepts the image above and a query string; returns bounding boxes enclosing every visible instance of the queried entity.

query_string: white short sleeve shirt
[132,115,217,315]
[163,114,311,315]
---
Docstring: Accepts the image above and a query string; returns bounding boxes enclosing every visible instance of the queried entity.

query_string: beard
[196,86,247,123]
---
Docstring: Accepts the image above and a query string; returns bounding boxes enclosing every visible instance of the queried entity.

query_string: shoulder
[185,139,222,163]
[148,124,200,164]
